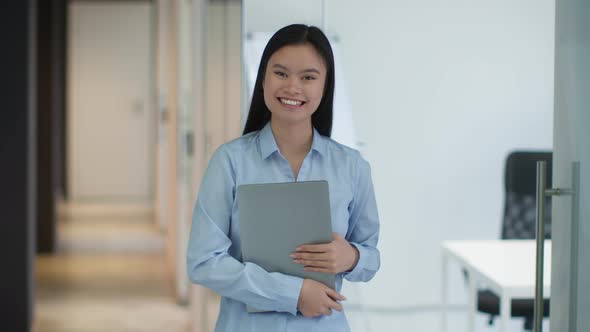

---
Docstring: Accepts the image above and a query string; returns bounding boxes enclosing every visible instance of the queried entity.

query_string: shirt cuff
[342,242,366,281]
[277,273,304,315]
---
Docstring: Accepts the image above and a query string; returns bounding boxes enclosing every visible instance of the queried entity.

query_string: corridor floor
[34,253,191,332]
[33,202,193,332]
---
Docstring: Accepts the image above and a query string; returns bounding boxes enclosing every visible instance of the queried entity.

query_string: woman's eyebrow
[271,63,289,71]
[299,68,321,75]
[272,63,321,75]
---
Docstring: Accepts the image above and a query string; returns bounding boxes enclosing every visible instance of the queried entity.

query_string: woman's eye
[274,71,287,78]
[302,75,317,81]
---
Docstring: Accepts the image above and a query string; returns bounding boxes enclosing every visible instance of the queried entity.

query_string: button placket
[297,151,314,182]
[276,152,295,182]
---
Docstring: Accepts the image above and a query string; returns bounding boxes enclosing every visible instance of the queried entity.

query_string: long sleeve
[186,145,303,315]
[343,152,381,282]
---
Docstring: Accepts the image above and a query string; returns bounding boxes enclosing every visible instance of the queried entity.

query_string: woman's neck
[270,119,313,158]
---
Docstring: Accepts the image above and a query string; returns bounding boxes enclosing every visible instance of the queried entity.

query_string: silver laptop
[237,180,335,312]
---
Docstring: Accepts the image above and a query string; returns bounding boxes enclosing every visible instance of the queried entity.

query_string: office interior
[2,0,588,331]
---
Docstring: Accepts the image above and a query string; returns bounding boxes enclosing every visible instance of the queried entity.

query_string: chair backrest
[501,151,553,239]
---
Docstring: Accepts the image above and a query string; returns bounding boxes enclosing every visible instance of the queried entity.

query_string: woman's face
[263,43,327,127]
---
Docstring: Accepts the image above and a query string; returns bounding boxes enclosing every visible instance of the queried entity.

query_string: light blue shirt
[187,122,380,332]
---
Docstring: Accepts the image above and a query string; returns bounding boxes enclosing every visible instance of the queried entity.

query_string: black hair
[242,24,335,137]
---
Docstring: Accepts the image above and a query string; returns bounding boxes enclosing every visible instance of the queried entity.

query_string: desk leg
[466,270,476,332]
[500,295,510,332]
[441,253,448,332]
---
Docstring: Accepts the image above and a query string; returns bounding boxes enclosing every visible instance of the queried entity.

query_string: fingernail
[289,254,296,258]
[296,247,301,251]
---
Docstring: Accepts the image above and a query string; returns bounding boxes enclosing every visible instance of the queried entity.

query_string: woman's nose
[284,77,302,94]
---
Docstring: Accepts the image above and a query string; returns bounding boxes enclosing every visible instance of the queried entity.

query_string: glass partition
[326,1,555,331]
[241,1,555,331]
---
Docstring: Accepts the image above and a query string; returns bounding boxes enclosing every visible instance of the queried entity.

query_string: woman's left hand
[291,233,359,274]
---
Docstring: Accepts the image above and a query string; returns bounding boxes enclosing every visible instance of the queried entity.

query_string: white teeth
[280,98,302,106]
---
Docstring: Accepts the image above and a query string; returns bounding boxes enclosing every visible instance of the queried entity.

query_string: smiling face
[263,43,327,127]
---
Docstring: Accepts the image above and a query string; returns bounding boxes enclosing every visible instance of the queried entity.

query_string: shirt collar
[258,122,327,159]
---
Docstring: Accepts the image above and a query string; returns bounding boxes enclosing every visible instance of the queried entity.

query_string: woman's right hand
[297,279,346,317]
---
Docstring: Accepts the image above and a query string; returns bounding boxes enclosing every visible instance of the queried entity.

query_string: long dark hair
[242,24,335,137]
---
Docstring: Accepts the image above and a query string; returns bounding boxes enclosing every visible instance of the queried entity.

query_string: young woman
[187,24,380,331]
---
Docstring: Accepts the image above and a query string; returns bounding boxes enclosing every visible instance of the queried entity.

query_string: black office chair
[477,151,552,331]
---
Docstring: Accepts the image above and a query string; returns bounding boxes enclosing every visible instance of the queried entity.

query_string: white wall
[333,1,555,331]
[245,0,322,33]
[248,1,555,331]
[327,0,555,307]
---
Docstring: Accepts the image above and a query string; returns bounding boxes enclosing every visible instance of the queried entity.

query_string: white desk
[441,240,551,332]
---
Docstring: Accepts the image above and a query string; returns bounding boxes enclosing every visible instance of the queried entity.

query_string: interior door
[549,0,590,330]
[68,1,154,202]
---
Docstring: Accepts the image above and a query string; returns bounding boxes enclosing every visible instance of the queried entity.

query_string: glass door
[549,0,590,330]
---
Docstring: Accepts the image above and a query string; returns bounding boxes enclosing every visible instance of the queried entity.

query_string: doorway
[67,1,155,204]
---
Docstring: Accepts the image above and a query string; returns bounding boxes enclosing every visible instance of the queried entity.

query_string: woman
[187,24,380,331]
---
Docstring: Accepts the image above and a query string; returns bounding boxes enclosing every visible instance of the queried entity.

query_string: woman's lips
[278,97,306,110]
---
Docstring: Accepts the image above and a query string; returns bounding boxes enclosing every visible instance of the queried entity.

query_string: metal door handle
[534,161,574,332]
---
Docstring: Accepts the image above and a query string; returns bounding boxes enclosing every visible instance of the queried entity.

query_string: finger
[303,266,334,273]
[296,243,332,253]
[296,260,328,268]
[325,288,347,301]
[328,300,343,312]
[323,297,343,313]
[322,307,332,316]
[290,252,331,261]
[299,259,336,269]
[332,232,344,241]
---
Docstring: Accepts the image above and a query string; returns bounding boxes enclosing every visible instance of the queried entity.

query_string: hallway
[33,204,193,332]
[34,253,190,332]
